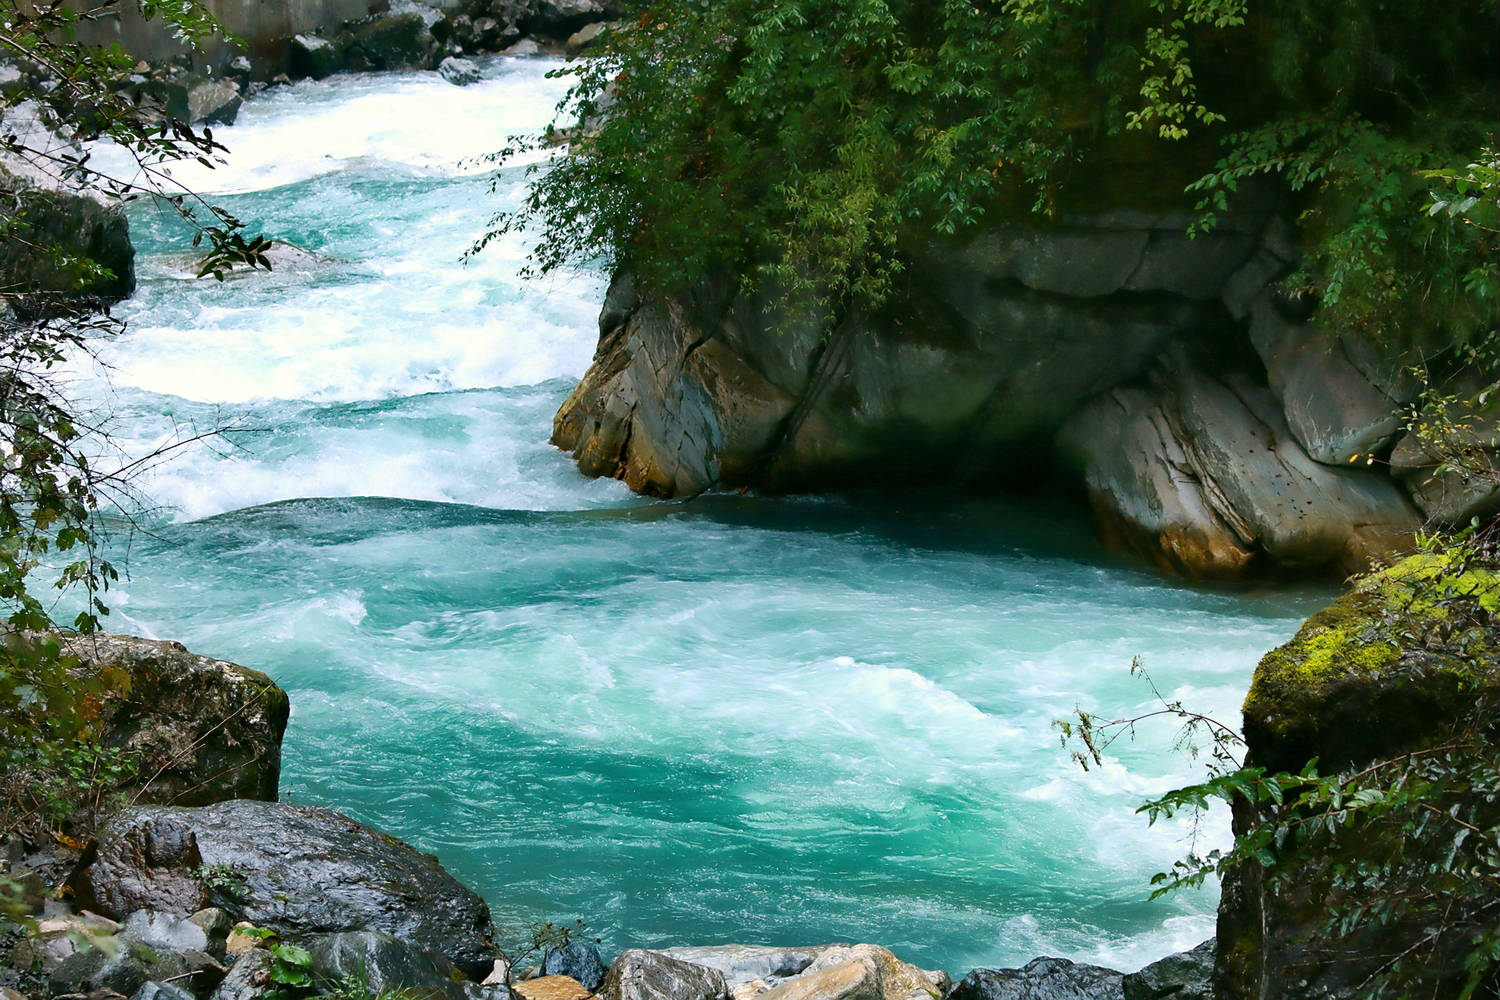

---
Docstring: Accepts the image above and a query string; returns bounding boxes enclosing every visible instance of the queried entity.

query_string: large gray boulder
[601,950,731,1000]
[0,175,134,313]
[52,633,289,806]
[543,941,608,991]
[76,800,496,978]
[1056,349,1420,577]
[1120,941,1212,1000]
[945,958,1123,1000]
[306,930,468,1000]
[289,34,339,79]
[337,13,436,72]
[658,947,828,987]
[439,56,484,85]
[1246,298,1408,466]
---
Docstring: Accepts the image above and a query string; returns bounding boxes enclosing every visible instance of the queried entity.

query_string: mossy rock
[58,633,290,806]
[0,175,134,315]
[1243,551,1499,774]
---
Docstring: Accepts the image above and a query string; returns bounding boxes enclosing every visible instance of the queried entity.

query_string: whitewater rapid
[72,56,1331,976]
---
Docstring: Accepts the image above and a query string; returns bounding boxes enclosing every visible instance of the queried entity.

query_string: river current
[72,57,1331,976]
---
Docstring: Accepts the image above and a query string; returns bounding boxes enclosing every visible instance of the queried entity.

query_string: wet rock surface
[77,800,495,978]
[601,950,731,1000]
[57,633,289,807]
[1120,940,1213,1000]
[946,957,1124,1000]
[543,941,608,991]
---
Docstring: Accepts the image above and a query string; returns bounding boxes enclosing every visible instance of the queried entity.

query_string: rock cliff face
[1214,553,1500,998]
[554,209,1447,577]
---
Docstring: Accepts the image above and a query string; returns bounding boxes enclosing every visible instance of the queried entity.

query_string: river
[71,56,1331,976]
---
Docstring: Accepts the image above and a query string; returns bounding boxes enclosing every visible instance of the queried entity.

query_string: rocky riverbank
[554,204,1494,580]
[10,559,1491,1000]
[1,0,620,143]
[0,633,1220,1000]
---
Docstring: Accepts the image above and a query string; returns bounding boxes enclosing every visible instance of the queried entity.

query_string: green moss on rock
[1242,552,1499,774]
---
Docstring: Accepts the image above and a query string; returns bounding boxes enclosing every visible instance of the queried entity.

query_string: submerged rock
[439,56,485,85]
[77,800,496,978]
[945,958,1123,1000]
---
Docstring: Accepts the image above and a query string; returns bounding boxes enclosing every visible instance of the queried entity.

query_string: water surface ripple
[75,57,1332,976]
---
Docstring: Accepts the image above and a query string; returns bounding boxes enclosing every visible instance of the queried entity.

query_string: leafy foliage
[0,1,268,853]
[1062,526,1500,999]
[484,0,1496,346]
[1,0,271,280]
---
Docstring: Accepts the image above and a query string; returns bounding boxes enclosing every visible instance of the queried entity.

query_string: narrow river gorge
[68,57,1333,976]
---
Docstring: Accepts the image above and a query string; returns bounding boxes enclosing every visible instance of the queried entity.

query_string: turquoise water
[73,58,1332,978]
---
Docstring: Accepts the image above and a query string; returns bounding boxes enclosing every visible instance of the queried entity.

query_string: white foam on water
[88,57,574,195]
[58,52,1341,977]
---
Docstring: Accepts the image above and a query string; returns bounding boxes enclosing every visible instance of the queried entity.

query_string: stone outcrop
[1215,553,1500,998]
[946,957,1123,1000]
[0,176,135,314]
[75,800,496,978]
[305,930,471,1000]
[54,634,289,806]
[554,203,1464,577]
[542,941,608,991]
[601,950,731,1000]
[1120,941,1213,1000]
[1055,348,1420,577]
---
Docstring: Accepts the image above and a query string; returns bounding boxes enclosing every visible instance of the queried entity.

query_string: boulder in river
[52,633,289,806]
[1216,552,1500,998]
[76,800,496,978]
[1120,940,1213,1000]
[439,56,485,85]
[337,13,437,72]
[945,958,1123,1000]
[543,940,608,991]
[601,950,731,1000]
[288,34,339,80]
